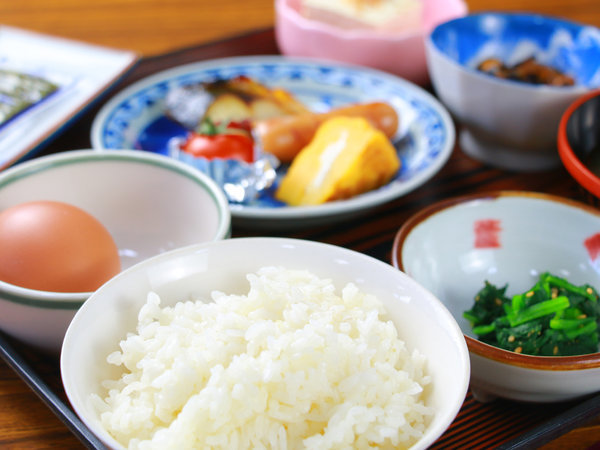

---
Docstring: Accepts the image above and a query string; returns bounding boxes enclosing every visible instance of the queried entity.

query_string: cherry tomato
[181,132,254,163]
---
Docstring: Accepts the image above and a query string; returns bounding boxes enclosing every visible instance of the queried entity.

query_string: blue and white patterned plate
[91,56,455,229]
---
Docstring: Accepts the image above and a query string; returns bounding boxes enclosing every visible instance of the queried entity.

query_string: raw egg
[0,200,121,293]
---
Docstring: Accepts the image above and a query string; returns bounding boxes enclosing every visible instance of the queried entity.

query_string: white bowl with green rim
[0,149,230,353]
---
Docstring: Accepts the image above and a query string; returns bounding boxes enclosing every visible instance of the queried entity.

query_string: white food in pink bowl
[275,0,468,85]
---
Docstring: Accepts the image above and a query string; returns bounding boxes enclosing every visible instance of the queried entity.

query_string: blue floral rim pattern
[91,56,455,223]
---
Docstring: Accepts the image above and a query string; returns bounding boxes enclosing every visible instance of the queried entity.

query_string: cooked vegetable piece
[464,272,600,356]
[180,118,254,163]
[506,296,570,328]
[476,57,575,86]
[495,320,546,354]
[202,75,310,124]
[165,76,311,131]
[462,281,509,327]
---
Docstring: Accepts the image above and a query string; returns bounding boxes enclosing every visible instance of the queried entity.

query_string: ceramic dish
[426,13,600,171]
[0,149,230,353]
[61,237,469,449]
[91,55,455,229]
[558,89,600,199]
[0,26,137,170]
[393,191,600,403]
[275,0,467,85]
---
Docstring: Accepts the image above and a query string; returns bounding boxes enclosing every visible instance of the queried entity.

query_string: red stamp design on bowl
[584,233,600,262]
[474,219,502,248]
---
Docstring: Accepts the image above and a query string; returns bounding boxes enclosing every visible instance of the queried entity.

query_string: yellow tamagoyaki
[275,116,400,206]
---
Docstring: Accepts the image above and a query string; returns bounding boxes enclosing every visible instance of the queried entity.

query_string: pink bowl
[275,0,468,85]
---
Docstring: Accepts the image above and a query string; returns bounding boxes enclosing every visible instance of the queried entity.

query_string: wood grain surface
[1,0,599,56]
[1,1,600,448]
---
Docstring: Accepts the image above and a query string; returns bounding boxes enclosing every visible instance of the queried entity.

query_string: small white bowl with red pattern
[392,191,600,403]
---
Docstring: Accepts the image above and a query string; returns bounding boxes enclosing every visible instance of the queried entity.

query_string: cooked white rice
[92,267,433,449]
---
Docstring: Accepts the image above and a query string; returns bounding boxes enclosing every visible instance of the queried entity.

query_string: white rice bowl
[94,267,432,449]
[61,238,469,450]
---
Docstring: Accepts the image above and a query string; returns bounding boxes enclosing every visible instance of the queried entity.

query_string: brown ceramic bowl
[393,190,600,403]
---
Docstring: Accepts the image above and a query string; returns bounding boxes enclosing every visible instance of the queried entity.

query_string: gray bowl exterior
[425,39,588,153]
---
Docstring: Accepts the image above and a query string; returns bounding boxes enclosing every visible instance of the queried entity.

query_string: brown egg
[0,200,121,293]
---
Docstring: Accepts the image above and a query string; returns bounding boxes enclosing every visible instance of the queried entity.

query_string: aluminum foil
[169,137,279,204]
[164,84,213,130]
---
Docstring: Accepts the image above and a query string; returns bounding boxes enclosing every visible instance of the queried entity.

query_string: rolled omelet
[275,116,400,206]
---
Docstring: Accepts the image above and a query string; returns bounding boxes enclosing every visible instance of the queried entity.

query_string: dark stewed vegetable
[476,57,575,86]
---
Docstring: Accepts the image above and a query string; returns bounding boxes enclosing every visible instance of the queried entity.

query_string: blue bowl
[430,12,600,87]
[426,12,600,171]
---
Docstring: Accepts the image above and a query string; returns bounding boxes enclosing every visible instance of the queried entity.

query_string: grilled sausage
[253,101,399,162]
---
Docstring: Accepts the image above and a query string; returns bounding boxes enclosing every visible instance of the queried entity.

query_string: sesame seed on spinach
[463,272,600,356]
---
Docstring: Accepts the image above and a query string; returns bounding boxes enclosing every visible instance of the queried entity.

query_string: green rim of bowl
[0,149,231,309]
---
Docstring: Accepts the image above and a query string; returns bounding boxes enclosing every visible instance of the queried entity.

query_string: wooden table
[1,1,600,448]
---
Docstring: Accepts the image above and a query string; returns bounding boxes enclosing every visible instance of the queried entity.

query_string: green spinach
[463,273,600,356]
